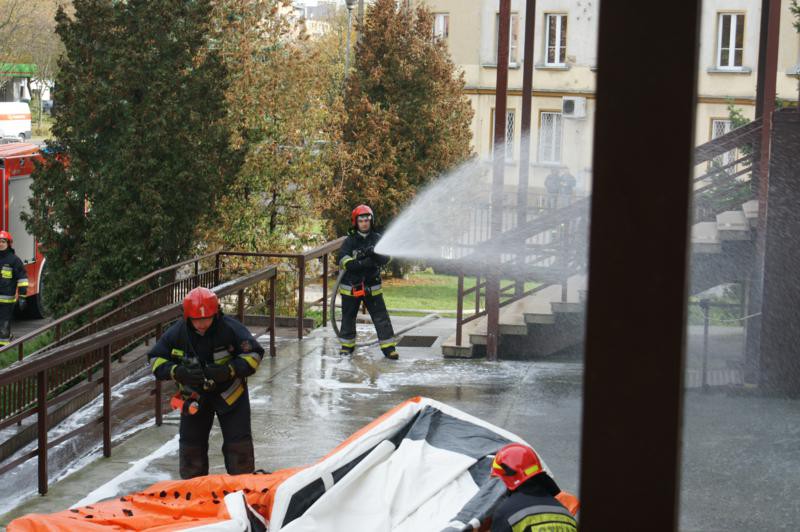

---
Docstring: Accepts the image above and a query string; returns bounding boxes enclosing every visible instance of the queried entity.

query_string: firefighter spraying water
[332,205,400,360]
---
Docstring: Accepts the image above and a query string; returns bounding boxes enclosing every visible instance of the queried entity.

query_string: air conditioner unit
[562,96,587,119]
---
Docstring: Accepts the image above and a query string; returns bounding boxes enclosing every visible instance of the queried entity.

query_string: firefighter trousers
[338,292,395,349]
[0,301,14,346]
[178,388,254,479]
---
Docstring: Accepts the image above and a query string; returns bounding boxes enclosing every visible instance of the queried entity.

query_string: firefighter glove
[358,257,376,269]
[17,298,26,312]
[174,365,206,387]
[205,364,234,383]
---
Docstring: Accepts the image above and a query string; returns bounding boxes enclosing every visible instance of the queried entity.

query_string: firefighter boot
[338,338,356,356]
[223,438,255,475]
[179,443,209,479]
[381,344,399,360]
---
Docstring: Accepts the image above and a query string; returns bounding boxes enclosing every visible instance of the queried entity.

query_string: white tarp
[270,398,547,532]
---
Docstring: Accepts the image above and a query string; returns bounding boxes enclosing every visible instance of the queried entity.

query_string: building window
[717,13,744,69]
[711,119,737,168]
[491,109,516,162]
[495,13,520,64]
[538,111,562,164]
[545,14,567,66]
[433,13,449,39]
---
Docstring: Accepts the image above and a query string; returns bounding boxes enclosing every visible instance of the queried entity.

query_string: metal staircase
[443,119,763,358]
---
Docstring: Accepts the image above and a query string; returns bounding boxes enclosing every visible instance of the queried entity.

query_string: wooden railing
[0,237,347,495]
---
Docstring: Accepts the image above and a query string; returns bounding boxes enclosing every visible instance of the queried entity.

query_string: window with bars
[545,14,567,66]
[717,13,744,68]
[711,119,737,169]
[434,13,449,39]
[491,109,516,162]
[495,13,520,64]
[538,111,562,164]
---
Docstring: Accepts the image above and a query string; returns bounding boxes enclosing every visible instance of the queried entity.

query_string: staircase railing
[452,197,590,345]
[692,118,762,221]
[450,118,762,348]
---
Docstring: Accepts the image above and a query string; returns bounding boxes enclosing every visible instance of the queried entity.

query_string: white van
[0,102,32,140]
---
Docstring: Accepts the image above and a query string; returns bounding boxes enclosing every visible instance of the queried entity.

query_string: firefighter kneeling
[148,287,265,479]
[490,443,578,531]
[338,205,398,360]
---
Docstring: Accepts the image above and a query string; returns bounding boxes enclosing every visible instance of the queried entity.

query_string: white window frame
[545,13,567,66]
[495,13,520,65]
[711,118,737,168]
[538,111,563,165]
[491,109,516,162]
[433,13,449,39]
[716,13,744,69]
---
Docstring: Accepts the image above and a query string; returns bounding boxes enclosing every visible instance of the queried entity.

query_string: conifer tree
[25,0,239,314]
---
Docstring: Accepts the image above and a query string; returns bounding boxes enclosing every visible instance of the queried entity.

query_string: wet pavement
[1,318,798,531]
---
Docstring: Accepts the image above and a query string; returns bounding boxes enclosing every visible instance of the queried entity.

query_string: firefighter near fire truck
[333,205,399,360]
[0,231,28,346]
[147,287,265,479]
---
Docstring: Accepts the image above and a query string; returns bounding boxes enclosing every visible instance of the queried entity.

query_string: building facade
[414,0,800,193]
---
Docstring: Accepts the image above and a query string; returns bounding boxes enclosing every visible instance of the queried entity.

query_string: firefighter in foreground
[148,287,265,479]
[337,205,399,359]
[0,231,28,346]
[490,443,578,532]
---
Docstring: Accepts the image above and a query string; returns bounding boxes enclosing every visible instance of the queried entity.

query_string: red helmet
[351,204,374,227]
[183,287,219,320]
[490,443,544,491]
[0,231,12,244]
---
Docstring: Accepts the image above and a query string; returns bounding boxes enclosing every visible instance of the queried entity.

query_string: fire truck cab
[0,142,47,318]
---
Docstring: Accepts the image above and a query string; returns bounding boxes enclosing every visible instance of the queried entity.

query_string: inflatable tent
[9,397,578,531]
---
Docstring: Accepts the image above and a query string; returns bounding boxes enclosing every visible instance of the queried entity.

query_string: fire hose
[330,269,440,348]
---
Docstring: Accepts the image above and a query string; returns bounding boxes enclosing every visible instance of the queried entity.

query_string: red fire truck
[0,142,47,318]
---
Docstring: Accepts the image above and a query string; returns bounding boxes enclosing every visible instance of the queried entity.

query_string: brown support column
[269,276,277,358]
[516,0,536,297]
[297,257,306,339]
[322,255,329,327]
[745,0,782,383]
[102,344,111,457]
[154,322,163,426]
[579,1,701,529]
[760,110,800,396]
[37,369,48,495]
[487,0,512,361]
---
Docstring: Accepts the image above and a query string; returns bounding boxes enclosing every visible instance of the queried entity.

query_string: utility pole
[344,0,357,84]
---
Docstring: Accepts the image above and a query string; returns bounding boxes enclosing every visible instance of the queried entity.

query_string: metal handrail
[218,237,346,339]
[2,252,219,362]
[0,264,277,495]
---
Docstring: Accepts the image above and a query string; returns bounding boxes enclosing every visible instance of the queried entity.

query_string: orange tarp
[8,468,301,532]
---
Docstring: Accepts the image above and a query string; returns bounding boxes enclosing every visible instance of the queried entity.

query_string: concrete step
[465,277,586,345]
[692,222,722,254]
[742,199,758,228]
[441,317,485,358]
[716,210,750,241]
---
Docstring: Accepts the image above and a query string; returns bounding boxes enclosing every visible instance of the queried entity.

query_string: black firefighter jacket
[148,314,264,414]
[0,248,28,303]
[337,230,390,291]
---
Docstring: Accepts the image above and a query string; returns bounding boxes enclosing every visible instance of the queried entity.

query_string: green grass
[0,330,55,369]
[381,272,538,316]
